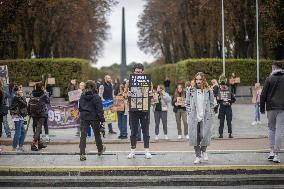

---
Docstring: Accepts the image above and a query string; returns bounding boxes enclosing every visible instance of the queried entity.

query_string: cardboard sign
[112,96,125,111]
[176,97,185,106]
[104,110,117,123]
[235,77,240,83]
[48,77,56,85]
[129,74,151,111]
[68,89,82,102]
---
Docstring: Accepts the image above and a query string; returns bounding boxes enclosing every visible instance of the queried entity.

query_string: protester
[211,79,219,116]
[164,77,171,94]
[10,85,28,151]
[229,73,238,95]
[260,61,284,163]
[1,80,12,138]
[217,75,236,138]
[0,79,5,138]
[153,85,171,140]
[172,84,188,139]
[251,83,262,125]
[126,63,152,159]
[68,79,78,92]
[79,80,106,161]
[113,78,120,96]
[28,82,50,151]
[186,72,214,164]
[116,84,128,139]
[99,75,116,134]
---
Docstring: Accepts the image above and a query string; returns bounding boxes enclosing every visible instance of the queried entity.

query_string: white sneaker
[186,135,189,139]
[18,146,25,152]
[202,152,208,161]
[145,149,152,159]
[164,135,169,140]
[251,121,257,126]
[273,155,280,163]
[257,121,262,125]
[127,149,135,159]
[268,151,275,161]
[194,157,201,164]
[178,135,182,139]
[155,135,159,140]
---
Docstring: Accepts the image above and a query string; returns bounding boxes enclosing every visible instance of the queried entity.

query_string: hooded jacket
[260,69,284,113]
[79,90,105,122]
[30,90,50,118]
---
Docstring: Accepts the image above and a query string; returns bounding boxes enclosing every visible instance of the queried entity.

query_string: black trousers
[0,115,3,137]
[218,105,233,135]
[79,120,103,155]
[129,111,150,149]
[33,117,45,142]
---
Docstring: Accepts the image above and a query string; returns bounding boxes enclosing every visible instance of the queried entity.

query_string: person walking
[186,72,214,164]
[251,83,262,125]
[127,63,152,159]
[153,85,171,140]
[260,61,284,163]
[217,75,236,139]
[10,85,28,151]
[99,75,116,134]
[172,84,188,139]
[79,80,106,161]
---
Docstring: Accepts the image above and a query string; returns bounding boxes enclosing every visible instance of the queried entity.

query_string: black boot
[38,141,47,150]
[31,141,38,151]
[229,134,234,138]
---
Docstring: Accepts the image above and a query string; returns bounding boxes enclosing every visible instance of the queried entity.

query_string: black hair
[13,85,19,92]
[272,61,283,69]
[132,63,144,72]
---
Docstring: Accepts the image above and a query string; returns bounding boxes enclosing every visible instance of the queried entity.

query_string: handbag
[0,105,9,115]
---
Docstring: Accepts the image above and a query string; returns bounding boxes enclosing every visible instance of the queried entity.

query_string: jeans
[3,115,11,136]
[117,111,127,137]
[129,111,150,149]
[79,119,103,155]
[194,122,207,158]
[255,103,261,122]
[12,120,26,148]
[154,111,167,135]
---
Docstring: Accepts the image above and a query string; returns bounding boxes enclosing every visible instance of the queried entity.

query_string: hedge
[0,58,106,97]
[148,59,283,94]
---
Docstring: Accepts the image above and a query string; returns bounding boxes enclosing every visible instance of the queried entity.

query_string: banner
[68,89,82,102]
[48,103,80,129]
[129,74,151,111]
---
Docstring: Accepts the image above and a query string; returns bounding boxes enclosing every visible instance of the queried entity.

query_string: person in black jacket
[28,82,50,151]
[79,80,106,161]
[217,75,236,139]
[260,61,284,163]
[10,85,28,151]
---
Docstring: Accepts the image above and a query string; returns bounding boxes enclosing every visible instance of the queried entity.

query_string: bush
[148,59,282,94]
[0,58,106,97]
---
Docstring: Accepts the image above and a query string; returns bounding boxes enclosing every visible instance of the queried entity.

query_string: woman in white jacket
[152,85,171,140]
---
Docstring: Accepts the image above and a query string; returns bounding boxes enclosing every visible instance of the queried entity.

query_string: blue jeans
[117,111,127,137]
[255,103,261,121]
[12,120,25,148]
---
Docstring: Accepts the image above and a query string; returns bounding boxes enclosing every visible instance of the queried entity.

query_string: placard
[48,77,56,85]
[104,110,117,123]
[176,97,185,106]
[112,96,125,111]
[129,74,151,111]
[68,89,82,102]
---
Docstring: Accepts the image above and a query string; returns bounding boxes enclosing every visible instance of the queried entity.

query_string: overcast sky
[95,0,155,68]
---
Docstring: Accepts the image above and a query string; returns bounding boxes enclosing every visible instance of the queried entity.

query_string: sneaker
[31,144,38,151]
[273,155,280,163]
[178,135,182,139]
[257,121,262,125]
[194,157,201,164]
[75,131,80,136]
[186,135,189,139]
[98,145,106,156]
[42,135,50,142]
[12,147,17,151]
[38,142,47,150]
[145,150,152,159]
[155,135,159,140]
[219,135,223,138]
[229,134,234,138]
[80,154,87,161]
[251,121,257,126]
[164,135,168,140]
[109,131,117,134]
[128,149,135,159]
[18,146,25,152]
[202,152,208,161]
[268,152,275,161]
[7,134,11,138]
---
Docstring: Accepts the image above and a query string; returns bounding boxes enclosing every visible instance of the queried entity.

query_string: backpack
[28,97,44,117]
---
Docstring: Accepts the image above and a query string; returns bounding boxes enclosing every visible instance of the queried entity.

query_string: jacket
[30,90,50,118]
[260,69,284,113]
[152,92,171,111]
[10,95,28,117]
[79,90,105,122]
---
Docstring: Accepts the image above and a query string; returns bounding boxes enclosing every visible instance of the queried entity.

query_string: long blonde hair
[192,72,210,91]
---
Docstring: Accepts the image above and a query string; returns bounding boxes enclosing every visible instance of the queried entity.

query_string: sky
[95,0,155,68]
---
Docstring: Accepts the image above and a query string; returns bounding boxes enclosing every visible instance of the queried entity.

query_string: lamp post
[256,0,260,83]
[222,0,225,75]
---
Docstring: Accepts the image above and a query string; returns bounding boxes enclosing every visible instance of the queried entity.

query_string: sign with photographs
[129,74,151,111]
[176,97,185,106]
[112,96,125,111]
[48,103,80,129]
[68,89,82,102]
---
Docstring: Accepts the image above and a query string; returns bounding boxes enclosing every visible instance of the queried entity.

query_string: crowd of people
[0,62,283,164]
